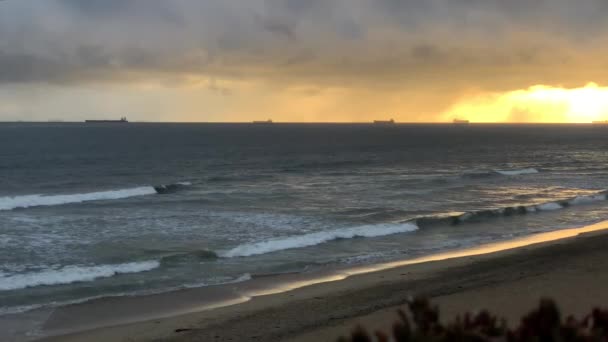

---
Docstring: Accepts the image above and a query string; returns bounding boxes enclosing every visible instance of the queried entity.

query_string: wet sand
[41,222,608,342]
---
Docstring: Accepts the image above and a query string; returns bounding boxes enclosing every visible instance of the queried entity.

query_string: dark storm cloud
[0,0,607,89]
[260,18,297,41]
[0,51,64,83]
[59,0,133,15]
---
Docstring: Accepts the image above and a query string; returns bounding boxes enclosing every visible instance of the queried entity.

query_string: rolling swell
[207,174,274,183]
[162,189,608,259]
[414,191,608,228]
[168,191,608,260]
[159,250,219,265]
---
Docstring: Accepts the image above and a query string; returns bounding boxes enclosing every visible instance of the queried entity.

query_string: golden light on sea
[443,83,608,123]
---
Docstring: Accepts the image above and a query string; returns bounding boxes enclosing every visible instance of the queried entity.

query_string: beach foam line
[0,272,253,316]
[0,261,160,291]
[10,221,607,336]
[220,222,419,258]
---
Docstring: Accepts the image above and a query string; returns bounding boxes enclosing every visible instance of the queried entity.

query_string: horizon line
[1,120,607,125]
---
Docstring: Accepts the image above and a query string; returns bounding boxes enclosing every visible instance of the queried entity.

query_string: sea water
[1,123,608,338]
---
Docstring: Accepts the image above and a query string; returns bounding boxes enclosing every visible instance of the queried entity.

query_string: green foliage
[338,298,608,342]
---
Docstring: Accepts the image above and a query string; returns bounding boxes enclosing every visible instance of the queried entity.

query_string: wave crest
[0,187,157,211]
[495,168,540,176]
[463,168,540,179]
[220,223,419,258]
[0,261,160,291]
[153,182,192,195]
[0,181,192,210]
[415,191,608,227]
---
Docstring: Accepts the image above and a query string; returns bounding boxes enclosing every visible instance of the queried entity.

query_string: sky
[1,0,608,123]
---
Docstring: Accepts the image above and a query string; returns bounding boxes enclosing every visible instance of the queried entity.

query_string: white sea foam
[570,194,606,205]
[0,186,157,211]
[221,223,419,258]
[532,193,606,212]
[0,261,160,291]
[535,202,563,211]
[496,168,539,176]
[0,272,252,317]
[231,273,252,283]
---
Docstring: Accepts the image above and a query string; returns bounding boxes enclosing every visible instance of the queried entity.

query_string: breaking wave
[0,261,160,291]
[0,187,156,211]
[415,191,608,227]
[0,182,192,210]
[463,168,540,179]
[220,222,419,258]
[218,191,607,258]
[495,168,540,176]
[0,186,156,210]
[153,182,192,195]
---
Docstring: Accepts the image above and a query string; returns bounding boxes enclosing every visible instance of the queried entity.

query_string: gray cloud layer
[1,0,608,90]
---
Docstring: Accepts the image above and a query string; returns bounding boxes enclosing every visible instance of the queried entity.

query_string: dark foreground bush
[338,297,608,341]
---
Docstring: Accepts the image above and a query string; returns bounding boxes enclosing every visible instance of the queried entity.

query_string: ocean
[1,123,608,339]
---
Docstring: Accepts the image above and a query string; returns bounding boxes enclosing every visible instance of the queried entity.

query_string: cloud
[1,0,608,121]
[0,0,606,87]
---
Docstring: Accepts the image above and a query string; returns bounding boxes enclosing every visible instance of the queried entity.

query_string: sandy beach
[38,221,608,342]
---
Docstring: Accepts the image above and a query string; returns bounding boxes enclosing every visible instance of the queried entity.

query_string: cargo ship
[373,119,395,125]
[253,119,273,124]
[85,117,129,123]
[453,119,470,125]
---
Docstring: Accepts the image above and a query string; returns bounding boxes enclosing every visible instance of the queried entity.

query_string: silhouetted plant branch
[338,297,608,341]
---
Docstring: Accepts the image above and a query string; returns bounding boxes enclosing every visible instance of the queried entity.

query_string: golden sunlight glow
[443,83,608,123]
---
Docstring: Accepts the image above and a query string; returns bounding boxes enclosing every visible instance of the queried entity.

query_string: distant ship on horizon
[253,119,273,124]
[453,119,470,125]
[373,119,395,125]
[85,116,129,123]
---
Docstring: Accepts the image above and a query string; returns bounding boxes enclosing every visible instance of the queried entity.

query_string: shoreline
[36,220,608,342]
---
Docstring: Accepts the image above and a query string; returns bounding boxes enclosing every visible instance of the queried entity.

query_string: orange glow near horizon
[443,83,608,123]
[66,80,608,124]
